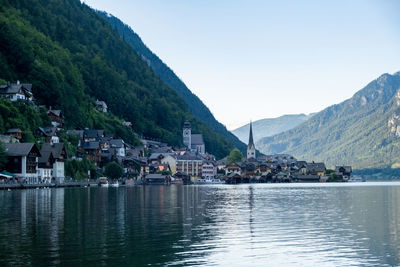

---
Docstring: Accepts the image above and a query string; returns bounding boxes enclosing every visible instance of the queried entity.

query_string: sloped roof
[38,150,53,164]
[191,134,204,145]
[307,163,326,172]
[40,143,65,159]
[81,141,100,149]
[4,143,40,157]
[110,139,124,148]
[0,83,32,94]
[177,152,202,161]
[84,129,104,138]
[48,110,62,117]
[38,127,57,137]
[7,128,21,133]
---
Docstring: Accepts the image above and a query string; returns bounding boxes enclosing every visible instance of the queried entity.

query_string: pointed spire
[248,121,254,148]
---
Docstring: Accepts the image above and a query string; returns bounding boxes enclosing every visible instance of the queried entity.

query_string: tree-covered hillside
[257,72,400,169]
[97,11,247,154]
[0,0,233,158]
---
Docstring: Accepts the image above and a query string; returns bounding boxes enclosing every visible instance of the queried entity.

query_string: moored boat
[98,177,109,187]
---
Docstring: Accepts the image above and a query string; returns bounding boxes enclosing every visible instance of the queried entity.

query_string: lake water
[1,183,400,266]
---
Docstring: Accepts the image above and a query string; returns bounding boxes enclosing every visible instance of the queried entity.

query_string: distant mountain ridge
[232,114,313,144]
[256,72,400,169]
[97,11,246,154]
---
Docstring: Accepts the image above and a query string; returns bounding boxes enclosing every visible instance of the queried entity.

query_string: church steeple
[247,121,256,159]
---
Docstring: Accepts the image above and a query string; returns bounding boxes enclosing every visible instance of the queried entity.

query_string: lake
[1,183,400,266]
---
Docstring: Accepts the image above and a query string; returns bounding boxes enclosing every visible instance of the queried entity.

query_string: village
[0,81,353,188]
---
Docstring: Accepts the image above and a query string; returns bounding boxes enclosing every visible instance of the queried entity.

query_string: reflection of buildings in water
[116,188,126,236]
[49,188,65,260]
[20,190,26,234]
[387,187,400,263]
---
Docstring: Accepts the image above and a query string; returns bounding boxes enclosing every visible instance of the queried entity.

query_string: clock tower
[183,121,191,150]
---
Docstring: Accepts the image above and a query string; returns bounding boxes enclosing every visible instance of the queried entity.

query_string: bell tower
[247,121,256,159]
[183,121,191,150]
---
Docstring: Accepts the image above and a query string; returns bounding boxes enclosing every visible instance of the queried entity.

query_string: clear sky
[84,0,400,130]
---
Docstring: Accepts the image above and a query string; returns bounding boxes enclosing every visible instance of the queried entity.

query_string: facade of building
[202,161,217,179]
[4,143,41,183]
[182,121,205,155]
[38,143,67,183]
[176,152,203,179]
[161,154,177,174]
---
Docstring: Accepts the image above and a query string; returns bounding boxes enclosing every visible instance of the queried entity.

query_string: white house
[202,161,217,179]
[0,81,33,101]
[110,139,126,158]
[38,143,67,183]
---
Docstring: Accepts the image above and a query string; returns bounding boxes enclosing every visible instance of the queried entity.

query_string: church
[247,121,256,160]
[182,121,205,154]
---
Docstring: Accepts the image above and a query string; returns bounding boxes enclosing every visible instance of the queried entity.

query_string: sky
[84,0,400,130]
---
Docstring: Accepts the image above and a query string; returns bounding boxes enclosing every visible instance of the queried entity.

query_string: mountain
[256,72,400,169]
[232,114,313,144]
[96,11,246,154]
[0,0,233,158]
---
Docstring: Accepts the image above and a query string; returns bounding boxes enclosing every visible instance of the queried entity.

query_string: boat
[171,177,183,184]
[348,176,365,182]
[98,177,109,187]
[110,181,119,187]
[196,178,225,184]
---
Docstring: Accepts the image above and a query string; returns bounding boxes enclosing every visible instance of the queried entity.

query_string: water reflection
[1,184,400,266]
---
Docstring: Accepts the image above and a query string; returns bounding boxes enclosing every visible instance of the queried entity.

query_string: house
[78,141,101,164]
[83,129,104,142]
[161,154,177,175]
[335,166,352,179]
[0,81,33,101]
[307,162,326,176]
[202,161,217,179]
[4,143,41,183]
[38,143,67,183]
[176,152,203,180]
[48,109,64,128]
[110,139,125,158]
[225,162,242,176]
[216,157,227,170]
[95,99,108,113]
[37,127,59,144]
[7,128,22,140]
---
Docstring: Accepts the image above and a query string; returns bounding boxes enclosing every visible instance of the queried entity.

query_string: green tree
[0,142,7,171]
[104,161,124,181]
[227,149,244,165]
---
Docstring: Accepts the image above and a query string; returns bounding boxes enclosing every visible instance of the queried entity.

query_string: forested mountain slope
[97,11,246,153]
[0,0,233,158]
[257,72,400,169]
